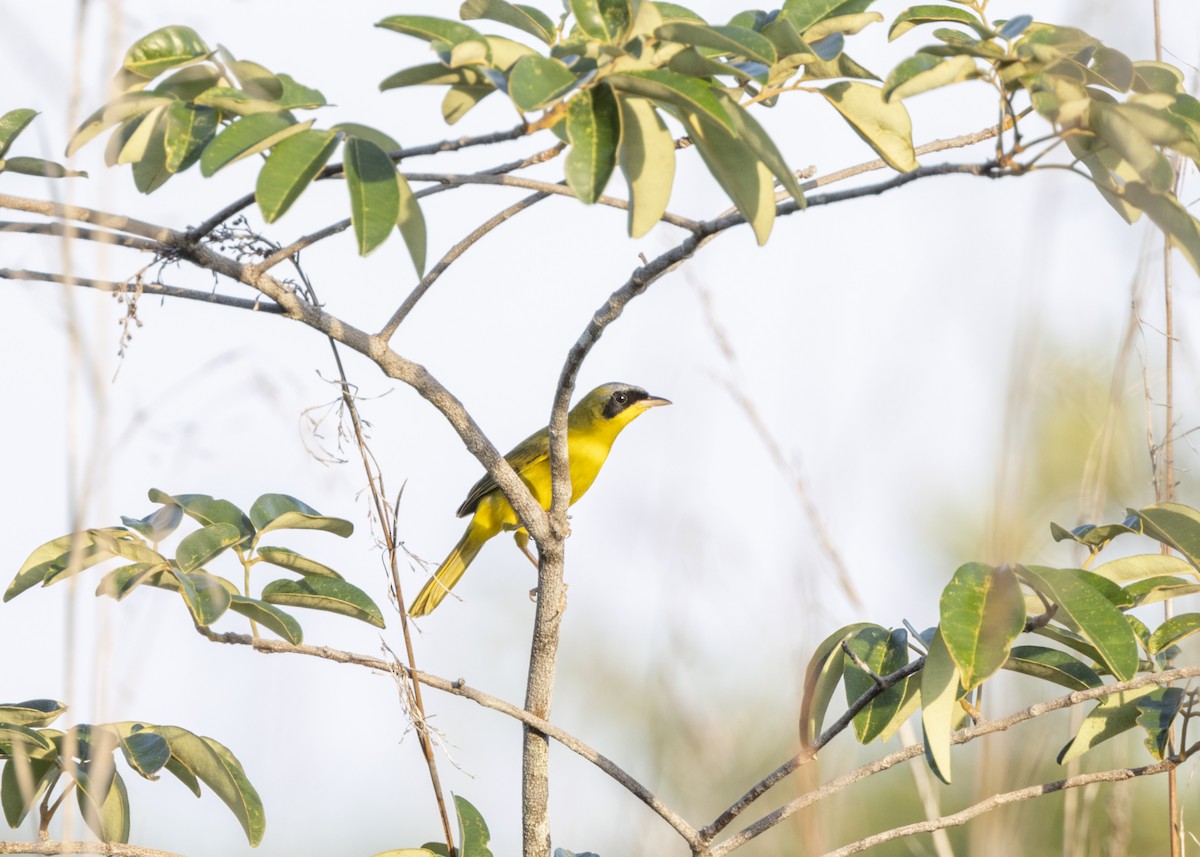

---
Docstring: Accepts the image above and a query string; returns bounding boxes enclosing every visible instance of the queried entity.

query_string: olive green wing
[455,426,551,517]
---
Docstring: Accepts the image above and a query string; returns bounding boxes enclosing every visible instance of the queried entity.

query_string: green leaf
[607,69,734,132]
[1120,183,1200,276]
[873,674,921,743]
[149,490,255,539]
[129,120,176,193]
[376,16,483,45]
[167,569,232,625]
[95,562,171,600]
[888,5,992,41]
[397,172,427,277]
[843,627,910,743]
[714,90,805,205]
[67,94,172,157]
[678,103,776,244]
[1017,565,1138,681]
[121,504,184,543]
[1059,685,1158,763]
[255,129,341,223]
[799,623,875,746]
[0,157,86,178]
[226,59,282,100]
[1090,46,1134,92]
[508,56,577,112]
[1092,553,1198,583]
[654,2,706,23]
[655,22,777,65]
[1003,645,1103,691]
[176,523,245,573]
[274,74,326,110]
[123,26,209,79]
[120,730,171,780]
[821,80,918,171]
[570,0,632,42]
[616,95,675,238]
[344,138,401,257]
[1137,687,1185,760]
[565,85,621,205]
[163,755,201,797]
[938,563,1025,691]
[1031,623,1105,669]
[444,84,496,124]
[1124,576,1200,606]
[229,595,304,644]
[1134,504,1200,568]
[380,64,489,91]
[261,577,385,628]
[255,547,343,579]
[331,123,401,154]
[163,102,217,173]
[2,755,58,827]
[0,700,67,729]
[781,0,873,33]
[200,115,312,177]
[0,109,38,158]
[194,87,291,116]
[1147,613,1200,654]
[882,53,978,101]
[453,795,494,857]
[249,493,354,537]
[920,628,960,783]
[1091,102,1174,192]
[151,726,264,846]
[74,767,130,844]
[1132,60,1184,95]
[0,724,54,754]
[461,0,556,44]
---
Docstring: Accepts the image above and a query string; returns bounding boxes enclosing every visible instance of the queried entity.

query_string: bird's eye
[614,392,628,405]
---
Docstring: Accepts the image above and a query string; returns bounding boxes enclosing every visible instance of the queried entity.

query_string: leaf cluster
[63,26,426,266]
[803,502,1200,783]
[5,489,384,643]
[0,699,263,846]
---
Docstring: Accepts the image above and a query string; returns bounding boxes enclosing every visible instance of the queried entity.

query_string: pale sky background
[3,2,1200,856]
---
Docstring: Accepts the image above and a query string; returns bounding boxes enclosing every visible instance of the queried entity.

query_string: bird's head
[570,383,672,433]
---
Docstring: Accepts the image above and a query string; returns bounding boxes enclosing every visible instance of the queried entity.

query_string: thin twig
[0,193,181,243]
[380,190,550,339]
[0,220,165,253]
[187,124,531,241]
[0,268,285,313]
[820,759,1178,857]
[194,627,703,848]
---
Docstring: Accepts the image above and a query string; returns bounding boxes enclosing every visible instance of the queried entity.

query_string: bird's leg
[514,529,539,569]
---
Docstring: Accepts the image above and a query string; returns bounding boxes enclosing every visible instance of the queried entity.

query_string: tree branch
[195,628,702,847]
[0,220,166,253]
[821,758,1178,857]
[402,172,701,232]
[0,841,185,857]
[380,189,551,339]
[0,193,181,243]
[186,124,532,241]
[0,268,285,314]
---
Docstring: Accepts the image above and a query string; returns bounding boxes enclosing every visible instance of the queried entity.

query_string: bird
[409,382,671,616]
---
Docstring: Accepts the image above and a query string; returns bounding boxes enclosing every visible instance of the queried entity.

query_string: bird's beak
[642,395,672,408]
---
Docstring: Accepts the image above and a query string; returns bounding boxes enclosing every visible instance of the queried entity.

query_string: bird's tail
[409,525,487,617]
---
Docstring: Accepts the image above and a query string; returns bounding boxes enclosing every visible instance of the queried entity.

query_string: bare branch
[0,193,182,243]
[821,759,1177,857]
[402,171,701,232]
[0,220,166,253]
[0,268,285,314]
[380,189,551,339]
[0,841,185,857]
[195,627,703,848]
[187,124,532,240]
